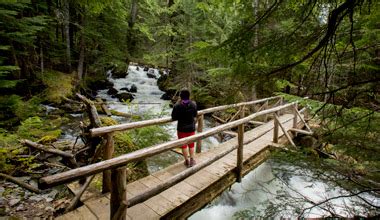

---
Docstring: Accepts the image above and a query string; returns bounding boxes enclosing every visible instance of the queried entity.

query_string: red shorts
[177,131,195,149]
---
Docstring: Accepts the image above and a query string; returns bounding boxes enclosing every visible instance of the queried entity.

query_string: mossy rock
[39,70,75,104]
[100,117,118,126]
[37,135,58,144]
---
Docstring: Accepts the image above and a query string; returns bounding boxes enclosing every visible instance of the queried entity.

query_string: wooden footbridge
[39,96,313,220]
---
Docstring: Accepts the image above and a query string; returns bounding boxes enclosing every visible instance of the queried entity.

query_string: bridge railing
[90,96,282,193]
[39,98,309,220]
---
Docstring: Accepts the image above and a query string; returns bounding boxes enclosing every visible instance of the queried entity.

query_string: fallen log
[212,114,226,123]
[22,139,78,168]
[110,110,134,118]
[21,140,74,158]
[95,97,112,116]
[0,173,42,194]
[76,93,102,128]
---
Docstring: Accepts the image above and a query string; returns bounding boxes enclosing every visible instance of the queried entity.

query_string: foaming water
[98,65,169,115]
[190,161,379,219]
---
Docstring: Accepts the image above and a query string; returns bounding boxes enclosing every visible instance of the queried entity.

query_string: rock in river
[107,87,118,96]
[130,84,137,93]
[115,92,134,102]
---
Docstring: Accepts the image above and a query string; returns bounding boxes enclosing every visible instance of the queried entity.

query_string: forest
[0,0,379,218]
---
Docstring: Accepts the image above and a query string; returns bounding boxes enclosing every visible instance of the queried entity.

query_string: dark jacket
[171,100,197,132]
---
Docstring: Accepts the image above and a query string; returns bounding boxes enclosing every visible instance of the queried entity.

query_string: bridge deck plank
[126,203,160,220]
[55,205,97,220]
[59,113,301,219]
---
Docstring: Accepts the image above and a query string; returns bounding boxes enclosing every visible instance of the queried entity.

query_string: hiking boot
[184,159,190,167]
[190,158,196,167]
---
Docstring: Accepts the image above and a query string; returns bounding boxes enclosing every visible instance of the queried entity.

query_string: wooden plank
[56,205,97,220]
[160,187,189,207]
[126,203,160,220]
[139,175,162,188]
[171,181,199,198]
[85,197,110,219]
[184,169,219,191]
[127,181,149,197]
[143,194,176,216]
[203,160,234,177]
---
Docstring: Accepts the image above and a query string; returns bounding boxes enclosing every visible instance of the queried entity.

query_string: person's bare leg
[189,146,196,166]
[189,147,195,159]
[182,147,189,166]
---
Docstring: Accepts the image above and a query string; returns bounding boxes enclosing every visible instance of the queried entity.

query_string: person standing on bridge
[171,89,198,167]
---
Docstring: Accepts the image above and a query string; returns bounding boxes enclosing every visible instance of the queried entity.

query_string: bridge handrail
[90,96,281,137]
[39,101,294,189]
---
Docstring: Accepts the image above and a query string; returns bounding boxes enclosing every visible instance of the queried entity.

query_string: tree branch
[299,188,380,217]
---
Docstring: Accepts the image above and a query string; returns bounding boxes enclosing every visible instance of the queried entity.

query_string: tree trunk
[129,0,138,28]
[250,0,260,102]
[40,43,44,75]
[63,0,71,72]
[126,0,138,56]
[77,13,85,82]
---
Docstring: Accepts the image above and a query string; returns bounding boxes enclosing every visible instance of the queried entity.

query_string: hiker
[171,89,198,167]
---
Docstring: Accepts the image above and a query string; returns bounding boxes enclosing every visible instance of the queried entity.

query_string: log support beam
[196,115,204,153]
[110,167,127,220]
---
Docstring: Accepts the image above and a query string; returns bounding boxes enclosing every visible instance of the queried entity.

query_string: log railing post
[292,103,298,135]
[110,166,127,220]
[273,112,279,143]
[196,114,204,153]
[103,132,114,193]
[279,97,284,115]
[263,100,268,122]
[236,107,245,182]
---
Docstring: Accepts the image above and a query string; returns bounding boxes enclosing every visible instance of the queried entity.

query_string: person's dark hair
[180,89,190,100]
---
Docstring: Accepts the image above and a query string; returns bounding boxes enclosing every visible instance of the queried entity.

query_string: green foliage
[0,128,18,148]
[129,125,171,150]
[0,147,16,174]
[114,132,135,156]
[0,95,43,126]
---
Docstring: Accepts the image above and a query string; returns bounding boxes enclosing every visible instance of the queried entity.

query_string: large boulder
[88,79,113,91]
[160,89,176,100]
[130,84,137,93]
[147,70,157,79]
[116,92,134,102]
[107,87,118,96]
[143,66,149,71]
[112,70,128,79]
